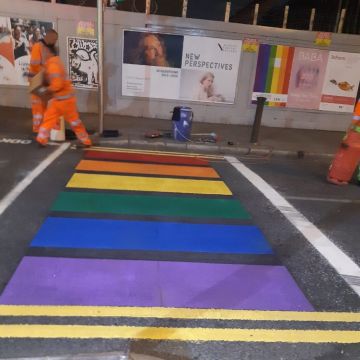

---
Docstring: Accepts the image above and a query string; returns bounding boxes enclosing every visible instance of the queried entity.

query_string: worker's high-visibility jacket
[28,41,53,77]
[45,55,74,99]
[352,101,360,132]
[29,41,55,133]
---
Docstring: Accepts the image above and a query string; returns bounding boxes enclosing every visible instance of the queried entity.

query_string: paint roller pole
[97,0,105,135]
[250,96,266,144]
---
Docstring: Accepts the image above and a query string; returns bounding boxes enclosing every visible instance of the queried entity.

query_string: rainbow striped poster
[252,44,295,107]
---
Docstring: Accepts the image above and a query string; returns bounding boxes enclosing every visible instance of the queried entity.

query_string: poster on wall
[122,31,183,100]
[0,17,17,85]
[286,47,328,110]
[0,16,53,85]
[122,30,242,104]
[242,38,259,53]
[179,36,241,104]
[320,51,360,112]
[252,44,295,107]
[67,37,98,89]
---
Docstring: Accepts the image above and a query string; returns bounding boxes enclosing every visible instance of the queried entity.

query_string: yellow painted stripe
[66,173,232,195]
[270,45,283,93]
[76,160,220,178]
[269,45,283,106]
[0,325,359,343]
[0,306,359,323]
[89,147,224,160]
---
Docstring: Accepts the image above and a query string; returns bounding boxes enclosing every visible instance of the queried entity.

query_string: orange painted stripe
[277,46,289,94]
[76,160,220,179]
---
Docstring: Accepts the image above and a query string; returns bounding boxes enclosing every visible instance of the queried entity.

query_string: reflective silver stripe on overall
[54,93,74,100]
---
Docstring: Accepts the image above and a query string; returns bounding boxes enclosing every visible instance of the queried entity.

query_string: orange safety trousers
[31,95,46,133]
[36,96,91,146]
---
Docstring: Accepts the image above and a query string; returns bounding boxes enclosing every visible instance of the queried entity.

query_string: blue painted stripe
[31,217,273,254]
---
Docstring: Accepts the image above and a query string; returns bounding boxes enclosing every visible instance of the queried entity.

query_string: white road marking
[0,137,32,145]
[286,195,360,204]
[0,143,70,217]
[225,156,360,297]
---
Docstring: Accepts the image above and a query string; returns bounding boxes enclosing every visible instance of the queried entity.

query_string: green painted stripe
[52,192,250,219]
[265,45,277,93]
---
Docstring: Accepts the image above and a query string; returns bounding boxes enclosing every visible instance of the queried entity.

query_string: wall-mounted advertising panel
[122,30,242,104]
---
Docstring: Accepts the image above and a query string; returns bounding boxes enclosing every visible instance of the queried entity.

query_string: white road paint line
[287,195,360,204]
[0,143,70,217]
[225,156,360,297]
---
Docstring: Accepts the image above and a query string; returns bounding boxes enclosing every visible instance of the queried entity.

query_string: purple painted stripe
[253,44,271,92]
[0,257,313,311]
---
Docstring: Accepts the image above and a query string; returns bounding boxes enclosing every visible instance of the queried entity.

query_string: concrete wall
[1,0,360,131]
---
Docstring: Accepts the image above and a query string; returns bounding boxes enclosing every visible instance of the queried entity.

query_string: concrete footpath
[0,106,345,157]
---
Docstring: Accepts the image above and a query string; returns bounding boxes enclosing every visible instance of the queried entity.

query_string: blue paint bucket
[172,106,193,142]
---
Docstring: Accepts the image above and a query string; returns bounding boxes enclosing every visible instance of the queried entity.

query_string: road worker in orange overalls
[351,100,360,131]
[327,100,360,185]
[28,30,58,133]
[36,30,92,147]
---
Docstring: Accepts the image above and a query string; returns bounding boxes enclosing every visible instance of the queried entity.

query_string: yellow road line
[89,147,224,160]
[66,173,232,195]
[0,325,359,343]
[0,306,359,323]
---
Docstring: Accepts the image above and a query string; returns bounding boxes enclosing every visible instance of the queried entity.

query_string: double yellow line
[1,324,359,343]
[1,305,359,322]
[0,306,359,343]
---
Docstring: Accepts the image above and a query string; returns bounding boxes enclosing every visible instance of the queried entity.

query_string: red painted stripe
[282,47,295,94]
[84,150,209,166]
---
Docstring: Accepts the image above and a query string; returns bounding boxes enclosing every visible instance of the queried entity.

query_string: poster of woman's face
[180,69,233,103]
[9,18,53,59]
[0,16,53,85]
[123,30,184,68]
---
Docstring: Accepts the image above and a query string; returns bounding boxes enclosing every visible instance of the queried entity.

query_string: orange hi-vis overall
[327,101,360,185]
[29,42,53,133]
[36,56,92,147]
[351,100,360,131]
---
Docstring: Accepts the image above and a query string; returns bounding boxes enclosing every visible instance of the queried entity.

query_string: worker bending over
[36,30,91,147]
[28,29,58,133]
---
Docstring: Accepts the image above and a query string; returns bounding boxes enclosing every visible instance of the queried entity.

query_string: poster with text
[67,37,98,89]
[0,17,17,85]
[0,16,53,86]
[122,31,183,99]
[252,44,295,107]
[180,36,242,104]
[320,51,360,112]
[10,17,53,85]
[286,47,328,110]
[122,30,242,104]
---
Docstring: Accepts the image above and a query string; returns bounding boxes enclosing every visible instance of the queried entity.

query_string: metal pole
[182,0,188,18]
[337,8,346,33]
[253,3,259,25]
[224,1,231,23]
[334,0,343,32]
[97,0,104,135]
[282,5,289,29]
[146,0,151,15]
[250,96,266,144]
[309,8,316,31]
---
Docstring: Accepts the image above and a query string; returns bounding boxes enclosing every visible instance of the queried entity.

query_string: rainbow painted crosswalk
[0,148,313,311]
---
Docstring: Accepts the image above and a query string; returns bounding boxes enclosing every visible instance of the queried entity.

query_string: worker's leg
[36,100,61,146]
[62,97,92,146]
[31,95,45,133]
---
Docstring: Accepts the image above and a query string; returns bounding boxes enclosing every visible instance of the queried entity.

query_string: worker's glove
[38,87,47,94]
